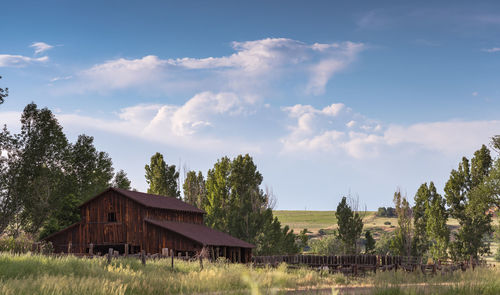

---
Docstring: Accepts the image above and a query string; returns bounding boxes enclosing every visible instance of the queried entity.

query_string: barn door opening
[91,244,126,255]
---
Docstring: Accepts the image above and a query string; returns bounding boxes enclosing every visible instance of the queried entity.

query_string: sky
[1,0,500,210]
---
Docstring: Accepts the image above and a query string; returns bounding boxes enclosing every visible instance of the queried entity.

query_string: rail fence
[252,254,480,275]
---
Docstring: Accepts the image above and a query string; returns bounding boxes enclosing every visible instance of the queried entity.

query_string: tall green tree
[113,170,131,190]
[204,154,298,255]
[426,185,449,261]
[182,170,206,209]
[391,190,413,256]
[145,152,180,198]
[445,145,494,260]
[335,196,363,254]
[365,230,376,254]
[412,183,430,256]
[0,76,8,105]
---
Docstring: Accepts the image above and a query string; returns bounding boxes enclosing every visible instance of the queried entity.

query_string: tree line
[0,103,299,255]
[313,138,500,262]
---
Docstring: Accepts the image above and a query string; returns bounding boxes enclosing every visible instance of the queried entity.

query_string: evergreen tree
[412,183,430,256]
[145,152,180,198]
[182,170,206,209]
[335,196,363,254]
[445,145,494,260]
[113,170,131,190]
[365,230,376,254]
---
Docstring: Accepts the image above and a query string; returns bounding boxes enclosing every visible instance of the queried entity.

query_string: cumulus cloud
[30,42,54,55]
[0,55,48,67]
[280,103,500,159]
[61,38,364,96]
[48,91,260,152]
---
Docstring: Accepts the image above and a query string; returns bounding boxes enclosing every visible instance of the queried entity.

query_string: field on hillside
[274,210,499,263]
[1,253,500,294]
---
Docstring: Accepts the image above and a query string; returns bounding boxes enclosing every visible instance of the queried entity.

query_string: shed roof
[145,219,255,248]
[80,187,205,214]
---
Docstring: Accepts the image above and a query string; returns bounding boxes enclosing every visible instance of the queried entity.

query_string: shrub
[384,221,391,225]
[308,235,342,255]
[0,234,34,253]
[495,247,500,262]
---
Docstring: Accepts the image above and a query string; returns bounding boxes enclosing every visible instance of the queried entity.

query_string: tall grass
[0,253,349,294]
[1,253,499,294]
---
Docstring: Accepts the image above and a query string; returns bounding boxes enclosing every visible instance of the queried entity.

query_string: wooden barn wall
[46,224,82,253]
[79,191,204,250]
[144,223,202,254]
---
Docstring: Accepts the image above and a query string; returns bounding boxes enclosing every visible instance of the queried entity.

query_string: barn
[43,187,255,263]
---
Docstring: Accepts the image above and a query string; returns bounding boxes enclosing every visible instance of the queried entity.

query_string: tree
[182,170,206,209]
[335,196,363,254]
[364,230,376,254]
[308,235,342,255]
[113,170,131,190]
[0,76,8,105]
[376,207,387,217]
[445,145,494,260]
[426,185,449,261]
[204,154,298,255]
[145,152,180,198]
[412,183,430,256]
[391,189,413,257]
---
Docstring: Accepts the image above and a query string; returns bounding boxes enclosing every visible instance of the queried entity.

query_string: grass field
[1,253,500,294]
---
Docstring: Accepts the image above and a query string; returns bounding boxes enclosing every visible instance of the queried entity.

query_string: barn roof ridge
[144,218,255,248]
[79,187,206,214]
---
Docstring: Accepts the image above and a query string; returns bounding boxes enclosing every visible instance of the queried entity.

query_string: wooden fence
[252,255,476,275]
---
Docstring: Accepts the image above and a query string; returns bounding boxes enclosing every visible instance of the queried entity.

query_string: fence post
[108,248,113,264]
[124,244,129,257]
[171,249,174,268]
[141,250,146,265]
[89,243,93,256]
[67,242,72,254]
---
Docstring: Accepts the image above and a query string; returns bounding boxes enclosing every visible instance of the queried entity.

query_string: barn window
[108,212,117,222]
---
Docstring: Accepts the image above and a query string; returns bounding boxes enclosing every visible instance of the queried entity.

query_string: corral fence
[252,254,483,275]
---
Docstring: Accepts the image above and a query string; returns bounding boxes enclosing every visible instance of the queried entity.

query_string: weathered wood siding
[47,223,81,253]
[144,222,201,254]
[79,190,204,249]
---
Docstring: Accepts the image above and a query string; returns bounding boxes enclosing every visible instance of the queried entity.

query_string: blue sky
[1,0,500,210]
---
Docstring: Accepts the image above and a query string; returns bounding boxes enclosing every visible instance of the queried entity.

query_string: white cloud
[472,91,479,96]
[280,103,500,159]
[0,55,48,67]
[61,38,364,96]
[30,42,54,55]
[50,76,73,82]
[52,91,260,152]
[482,47,500,53]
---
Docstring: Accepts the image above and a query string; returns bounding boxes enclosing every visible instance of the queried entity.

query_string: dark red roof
[80,187,205,214]
[145,219,255,248]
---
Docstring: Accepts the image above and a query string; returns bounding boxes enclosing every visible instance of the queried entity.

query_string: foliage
[376,207,396,217]
[412,183,430,256]
[145,152,180,198]
[445,145,494,260]
[0,76,7,105]
[182,170,206,209]
[204,154,298,255]
[296,228,309,250]
[390,190,413,256]
[308,235,342,255]
[335,196,363,254]
[495,247,500,262]
[112,169,131,190]
[364,230,376,254]
[374,232,393,255]
[0,103,116,238]
[425,183,449,261]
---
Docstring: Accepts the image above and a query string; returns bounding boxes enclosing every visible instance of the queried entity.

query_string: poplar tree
[183,170,206,209]
[426,186,449,260]
[391,190,413,256]
[412,183,430,256]
[445,145,493,260]
[145,152,180,198]
[113,170,132,190]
